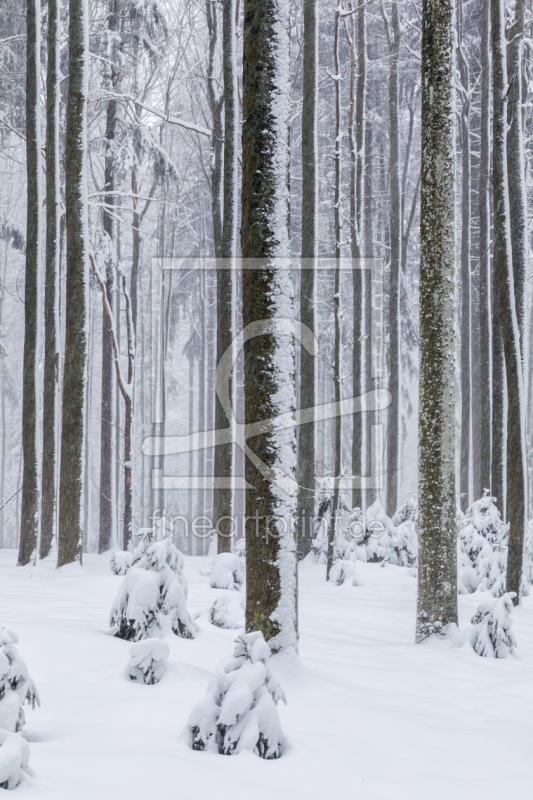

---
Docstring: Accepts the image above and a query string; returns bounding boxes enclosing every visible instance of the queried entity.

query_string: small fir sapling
[328,559,358,586]
[392,493,418,527]
[110,539,196,641]
[0,731,31,790]
[188,631,286,759]
[470,592,517,658]
[128,638,169,684]
[458,493,508,595]
[109,551,133,576]
[209,593,245,629]
[0,629,39,733]
[210,553,244,590]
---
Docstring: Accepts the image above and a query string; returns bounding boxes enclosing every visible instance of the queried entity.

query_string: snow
[0,550,532,797]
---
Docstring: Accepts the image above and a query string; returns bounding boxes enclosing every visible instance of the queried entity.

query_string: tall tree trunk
[416,0,458,641]
[57,0,89,567]
[458,8,471,512]
[98,0,120,554]
[296,0,317,558]
[327,6,342,581]
[491,0,526,601]
[350,2,363,512]
[19,0,41,566]
[40,0,60,559]
[364,107,376,508]
[241,0,297,652]
[478,0,491,496]
[384,3,401,518]
[214,0,237,554]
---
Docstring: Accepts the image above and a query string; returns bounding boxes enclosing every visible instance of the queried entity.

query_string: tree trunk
[40,0,60,559]
[19,0,41,566]
[327,6,342,581]
[458,8,471,512]
[416,0,458,641]
[241,0,297,653]
[478,0,491,497]
[385,2,401,518]
[57,0,89,567]
[491,0,526,601]
[213,0,237,554]
[296,0,317,558]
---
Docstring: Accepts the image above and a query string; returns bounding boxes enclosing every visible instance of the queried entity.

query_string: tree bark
[416,0,458,641]
[241,0,297,652]
[19,0,41,566]
[296,0,317,558]
[57,0,89,567]
[491,0,526,601]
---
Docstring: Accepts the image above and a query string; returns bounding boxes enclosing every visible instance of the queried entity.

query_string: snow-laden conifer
[458,494,508,596]
[0,628,39,733]
[470,592,517,658]
[0,730,31,790]
[128,638,169,685]
[210,593,245,629]
[188,631,286,758]
[110,539,195,641]
[210,553,244,590]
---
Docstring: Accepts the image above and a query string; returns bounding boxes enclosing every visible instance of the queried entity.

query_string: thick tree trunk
[241,0,297,652]
[213,0,237,554]
[296,0,317,558]
[458,12,471,513]
[40,0,60,559]
[19,0,41,566]
[416,0,458,641]
[491,0,526,601]
[385,3,401,518]
[478,0,491,497]
[57,0,89,567]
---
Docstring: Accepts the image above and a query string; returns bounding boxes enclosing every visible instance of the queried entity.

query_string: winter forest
[0,0,532,794]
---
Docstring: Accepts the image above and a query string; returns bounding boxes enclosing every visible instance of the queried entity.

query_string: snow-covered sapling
[470,593,517,658]
[209,593,245,629]
[128,638,169,685]
[0,731,30,790]
[110,539,196,641]
[109,551,133,576]
[210,553,244,590]
[328,559,357,586]
[458,494,508,596]
[188,631,286,759]
[0,629,39,733]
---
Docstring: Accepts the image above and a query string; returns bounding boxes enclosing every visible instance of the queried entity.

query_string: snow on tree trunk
[241,0,298,653]
[188,631,286,758]
[416,0,458,641]
[18,0,41,566]
[57,0,89,567]
[40,0,61,561]
[491,0,526,602]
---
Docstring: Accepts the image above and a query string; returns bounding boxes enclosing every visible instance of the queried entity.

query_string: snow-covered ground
[1,550,531,800]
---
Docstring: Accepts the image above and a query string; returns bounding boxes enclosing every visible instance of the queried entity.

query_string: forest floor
[0,549,532,800]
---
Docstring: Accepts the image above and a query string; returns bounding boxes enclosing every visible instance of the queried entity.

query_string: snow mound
[128,638,169,685]
[210,593,245,629]
[188,631,286,759]
[210,553,244,591]
[0,730,30,790]
[0,628,39,733]
[470,593,517,658]
[328,559,357,586]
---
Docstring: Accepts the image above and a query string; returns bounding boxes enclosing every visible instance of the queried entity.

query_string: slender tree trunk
[385,3,401,517]
[458,11,471,512]
[19,0,41,566]
[364,109,376,508]
[241,0,297,652]
[213,0,237,554]
[491,0,526,601]
[350,6,363,511]
[327,7,342,580]
[296,0,317,558]
[40,0,61,559]
[57,0,89,567]
[416,0,458,641]
[479,0,492,496]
